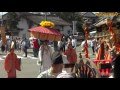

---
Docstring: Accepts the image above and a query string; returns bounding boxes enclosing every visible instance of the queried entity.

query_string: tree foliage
[6,12,20,30]
[50,12,84,33]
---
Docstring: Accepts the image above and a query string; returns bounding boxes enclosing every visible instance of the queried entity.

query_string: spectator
[21,38,29,57]
[32,38,39,57]
[71,36,77,49]
[62,36,66,52]
[90,38,96,55]
[58,39,64,52]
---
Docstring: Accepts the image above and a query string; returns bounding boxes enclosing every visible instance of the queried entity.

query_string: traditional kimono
[38,45,53,72]
[4,52,21,78]
[64,47,77,72]
[64,48,77,64]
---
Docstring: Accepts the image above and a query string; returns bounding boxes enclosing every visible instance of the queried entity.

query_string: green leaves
[6,12,20,30]
[50,12,84,33]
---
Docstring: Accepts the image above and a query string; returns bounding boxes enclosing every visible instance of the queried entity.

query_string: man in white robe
[37,40,53,72]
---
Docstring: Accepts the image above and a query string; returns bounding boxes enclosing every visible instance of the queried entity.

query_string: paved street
[0,46,96,78]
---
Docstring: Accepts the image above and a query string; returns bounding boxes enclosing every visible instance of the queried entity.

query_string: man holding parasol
[29,21,62,73]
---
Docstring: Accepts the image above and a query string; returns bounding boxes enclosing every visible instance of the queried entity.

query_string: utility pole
[73,21,77,36]
[45,12,47,21]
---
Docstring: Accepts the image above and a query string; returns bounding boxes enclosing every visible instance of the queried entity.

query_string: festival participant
[64,42,77,72]
[4,42,21,78]
[96,38,105,60]
[37,40,53,72]
[104,39,112,61]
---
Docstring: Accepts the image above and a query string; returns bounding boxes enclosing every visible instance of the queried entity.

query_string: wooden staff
[83,23,89,58]
[0,26,7,46]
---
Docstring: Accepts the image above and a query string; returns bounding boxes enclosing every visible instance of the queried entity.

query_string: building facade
[0,12,72,39]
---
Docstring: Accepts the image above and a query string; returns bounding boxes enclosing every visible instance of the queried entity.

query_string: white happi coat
[38,45,53,72]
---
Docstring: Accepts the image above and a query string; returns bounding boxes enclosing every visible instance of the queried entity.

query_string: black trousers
[23,48,27,57]
[62,45,65,52]
[92,46,95,54]
[1,45,5,52]
[33,48,39,57]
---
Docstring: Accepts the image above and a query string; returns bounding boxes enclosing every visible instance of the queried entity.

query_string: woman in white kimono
[37,40,53,72]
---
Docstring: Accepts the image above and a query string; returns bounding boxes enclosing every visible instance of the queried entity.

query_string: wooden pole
[0,26,7,46]
[0,12,7,46]
[83,23,89,59]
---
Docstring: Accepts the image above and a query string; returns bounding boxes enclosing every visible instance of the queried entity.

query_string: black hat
[51,52,63,64]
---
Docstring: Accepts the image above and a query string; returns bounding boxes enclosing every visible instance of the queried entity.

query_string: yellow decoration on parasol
[40,21,55,28]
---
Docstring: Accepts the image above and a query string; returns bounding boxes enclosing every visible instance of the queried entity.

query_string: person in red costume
[83,23,89,58]
[64,42,77,72]
[4,41,21,78]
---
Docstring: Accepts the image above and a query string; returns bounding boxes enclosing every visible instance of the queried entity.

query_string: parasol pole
[83,22,89,59]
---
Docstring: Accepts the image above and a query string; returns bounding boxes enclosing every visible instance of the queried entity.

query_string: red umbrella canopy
[29,26,62,41]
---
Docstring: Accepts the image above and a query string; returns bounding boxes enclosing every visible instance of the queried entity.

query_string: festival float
[29,21,62,41]
[92,18,120,77]
[75,22,100,78]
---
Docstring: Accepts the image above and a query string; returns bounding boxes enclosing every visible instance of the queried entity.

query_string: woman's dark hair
[113,55,120,78]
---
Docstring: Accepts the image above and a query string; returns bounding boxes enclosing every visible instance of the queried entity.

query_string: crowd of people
[1,35,120,78]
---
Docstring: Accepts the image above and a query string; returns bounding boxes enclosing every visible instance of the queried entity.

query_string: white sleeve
[75,39,77,48]
[38,46,43,62]
[48,46,53,60]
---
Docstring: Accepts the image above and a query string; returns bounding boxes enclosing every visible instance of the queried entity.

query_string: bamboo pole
[83,23,89,59]
[0,12,7,46]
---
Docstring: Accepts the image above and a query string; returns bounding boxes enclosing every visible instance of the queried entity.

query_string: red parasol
[29,26,62,41]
